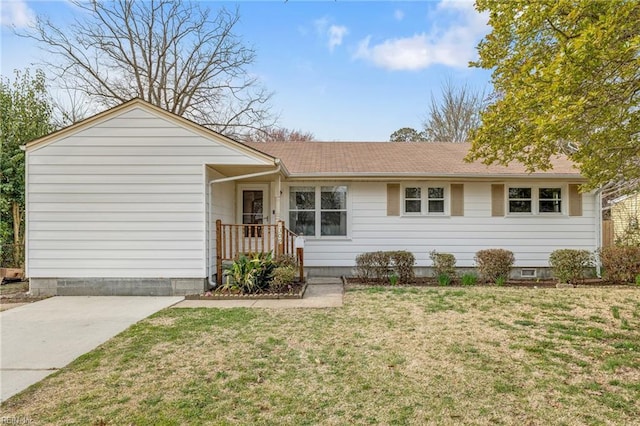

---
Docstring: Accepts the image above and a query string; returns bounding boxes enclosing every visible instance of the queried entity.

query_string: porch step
[306,277,343,286]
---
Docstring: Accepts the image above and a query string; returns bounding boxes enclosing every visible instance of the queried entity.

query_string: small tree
[389,127,426,142]
[1,69,55,267]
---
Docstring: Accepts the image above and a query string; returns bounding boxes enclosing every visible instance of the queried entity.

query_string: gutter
[282,172,584,180]
[595,188,603,277]
[206,160,282,288]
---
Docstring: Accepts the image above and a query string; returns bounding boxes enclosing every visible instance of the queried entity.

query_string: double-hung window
[403,184,447,215]
[508,187,563,214]
[289,185,348,237]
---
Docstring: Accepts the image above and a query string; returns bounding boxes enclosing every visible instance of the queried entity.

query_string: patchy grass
[2,287,640,425]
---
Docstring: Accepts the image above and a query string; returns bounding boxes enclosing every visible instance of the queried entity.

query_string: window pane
[509,200,532,213]
[289,211,315,236]
[321,211,347,236]
[539,188,561,199]
[539,200,562,213]
[428,187,444,199]
[428,200,445,213]
[509,188,531,199]
[405,187,421,199]
[405,200,421,213]
[321,186,347,209]
[289,187,315,210]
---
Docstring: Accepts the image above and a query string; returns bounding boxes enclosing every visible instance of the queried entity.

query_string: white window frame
[506,185,566,216]
[287,184,350,238]
[402,183,449,216]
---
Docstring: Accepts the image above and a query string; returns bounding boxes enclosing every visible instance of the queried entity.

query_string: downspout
[595,188,602,277]
[207,160,282,288]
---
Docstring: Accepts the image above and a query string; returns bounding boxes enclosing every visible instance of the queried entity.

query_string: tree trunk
[12,201,24,268]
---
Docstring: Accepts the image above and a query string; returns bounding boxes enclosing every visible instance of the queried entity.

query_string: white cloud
[394,9,405,21]
[1,0,35,29]
[353,0,489,71]
[314,16,348,52]
[328,25,348,52]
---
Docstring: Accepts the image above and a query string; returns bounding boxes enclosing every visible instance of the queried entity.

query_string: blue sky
[1,0,492,141]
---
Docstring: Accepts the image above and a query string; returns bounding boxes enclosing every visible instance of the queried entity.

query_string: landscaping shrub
[599,246,640,283]
[356,250,415,283]
[429,250,456,280]
[475,249,515,283]
[437,274,451,286]
[461,273,478,286]
[224,251,275,293]
[549,249,594,284]
[275,254,297,268]
[270,266,296,292]
[389,251,415,283]
[356,251,391,281]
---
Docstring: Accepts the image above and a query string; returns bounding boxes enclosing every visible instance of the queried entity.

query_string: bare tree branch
[422,78,485,143]
[21,0,275,137]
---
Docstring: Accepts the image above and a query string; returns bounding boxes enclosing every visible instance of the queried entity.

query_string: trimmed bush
[270,266,296,292]
[475,249,515,283]
[389,250,415,283]
[599,246,640,283]
[429,250,456,279]
[549,249,594,284]
[356,250,415,283]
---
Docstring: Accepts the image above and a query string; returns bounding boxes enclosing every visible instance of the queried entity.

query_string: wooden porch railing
[215,220,300,285]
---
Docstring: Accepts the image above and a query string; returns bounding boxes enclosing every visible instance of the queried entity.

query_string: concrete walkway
[173,277,344,309]
[0,296,183,402]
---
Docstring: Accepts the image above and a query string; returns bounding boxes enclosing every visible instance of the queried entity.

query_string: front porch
[214,220,303,286]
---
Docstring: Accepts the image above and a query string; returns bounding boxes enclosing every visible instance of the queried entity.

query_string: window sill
[401,214,450,218]
[505,213,567,217]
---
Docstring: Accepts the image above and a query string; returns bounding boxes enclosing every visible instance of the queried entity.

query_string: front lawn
[3,287,639,425]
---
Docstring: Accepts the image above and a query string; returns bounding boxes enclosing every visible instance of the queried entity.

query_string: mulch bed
[345,277,631,288]
[186,281,307,300]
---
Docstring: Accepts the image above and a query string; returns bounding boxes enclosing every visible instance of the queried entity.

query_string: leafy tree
[24,0,274,137]
[389,127,427,142]
[1,69,55,267]
[422,79,484,143]
[244,127,315,142]
[468,0,640,191]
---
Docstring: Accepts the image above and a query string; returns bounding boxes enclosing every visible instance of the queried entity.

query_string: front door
[238,185,269,237]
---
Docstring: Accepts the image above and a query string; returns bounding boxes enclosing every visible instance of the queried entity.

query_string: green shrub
[475,249,515,283]
[389,272,399,286]
[270,266,296,292]
[461,273,478,286]
[223,251,275,293]
[356,250,415,283]
[548,249,594,284]
[599,246,640,283]
[437,273,451,286]
[495,276,506,287]
[429,250,456,279]
[636,274,640,286]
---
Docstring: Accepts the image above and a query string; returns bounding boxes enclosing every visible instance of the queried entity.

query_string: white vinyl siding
[296,181,596,268]
[26,107,270,278]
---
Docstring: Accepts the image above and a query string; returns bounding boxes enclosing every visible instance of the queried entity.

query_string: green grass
[2,286,640,425]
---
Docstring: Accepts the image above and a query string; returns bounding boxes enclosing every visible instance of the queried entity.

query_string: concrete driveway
[0,296,183,402]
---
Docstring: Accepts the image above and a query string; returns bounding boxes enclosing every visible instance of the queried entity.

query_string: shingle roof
[243,141,581,178]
